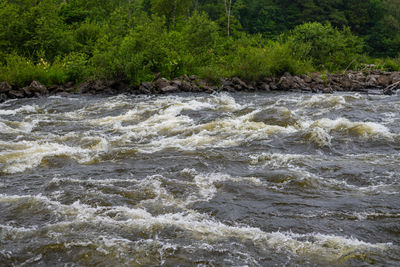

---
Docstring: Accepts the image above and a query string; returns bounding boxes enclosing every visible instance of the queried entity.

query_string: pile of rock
[1,80,48,101]
[1,70,399,102]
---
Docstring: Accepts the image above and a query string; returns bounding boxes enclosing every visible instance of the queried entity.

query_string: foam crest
[301,118,394,146]
[0,119,38,134]
[250,153,311,168]
[185,171,262,203]
[207,93,242,111]
[0,105,39,115]
[311,118,392,138]
[0,193,391,263]
[73,206,391,262]
[298,95,346,109]
[137,113,295,153]
[0,139,108,174]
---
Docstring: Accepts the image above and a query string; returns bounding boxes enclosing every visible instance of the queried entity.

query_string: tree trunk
[173,0,178,28]
[224,0,232,36]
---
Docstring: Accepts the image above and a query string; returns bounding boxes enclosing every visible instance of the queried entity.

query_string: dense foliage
[1,0,399,86]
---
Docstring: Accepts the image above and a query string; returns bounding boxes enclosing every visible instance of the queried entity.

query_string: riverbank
[1,70,399,102]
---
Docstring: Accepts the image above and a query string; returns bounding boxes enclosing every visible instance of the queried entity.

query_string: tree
[223,0,232,36]
[150,0,192,27]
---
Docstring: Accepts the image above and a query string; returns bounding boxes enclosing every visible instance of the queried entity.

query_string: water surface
[1,92,399,266]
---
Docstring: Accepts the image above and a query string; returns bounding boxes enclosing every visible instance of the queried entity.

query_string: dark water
[1,92,399,266]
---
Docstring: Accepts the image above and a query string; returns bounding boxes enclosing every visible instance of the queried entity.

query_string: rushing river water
[0,92,399,266]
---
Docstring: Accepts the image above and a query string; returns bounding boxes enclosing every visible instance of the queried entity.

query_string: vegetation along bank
[1,0,400,100]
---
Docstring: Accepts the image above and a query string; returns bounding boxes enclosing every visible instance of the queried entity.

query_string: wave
[0,138,109,174]
[0,193,392,265]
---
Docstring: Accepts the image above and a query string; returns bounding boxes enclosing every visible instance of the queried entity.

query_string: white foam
[299,118,394,146]
[250,153,311,168]
[0,105,39,116]
[299,94,347,108]
[0,138,109,174]
[0,119,38,134]
[0,193,391,262]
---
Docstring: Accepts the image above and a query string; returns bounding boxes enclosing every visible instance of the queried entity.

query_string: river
[1,92,399,266]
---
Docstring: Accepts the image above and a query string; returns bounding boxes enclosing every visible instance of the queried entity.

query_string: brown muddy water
[0,92,399,266]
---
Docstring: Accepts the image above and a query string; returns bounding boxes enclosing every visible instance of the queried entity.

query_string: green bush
[59,52,92,83]
[288,22,363,71]
[0,53,92,87]
[218,35,313,81]
[265,40,314,76]
[117,16,170,83]
[0,54,66,87]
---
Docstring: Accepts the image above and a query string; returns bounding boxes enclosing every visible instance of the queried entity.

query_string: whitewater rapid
[1,92,399,266]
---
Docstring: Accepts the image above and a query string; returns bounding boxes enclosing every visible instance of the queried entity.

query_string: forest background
[1,0,400,87]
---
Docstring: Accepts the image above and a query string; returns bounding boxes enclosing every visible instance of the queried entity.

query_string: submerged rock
[252,107,299,127]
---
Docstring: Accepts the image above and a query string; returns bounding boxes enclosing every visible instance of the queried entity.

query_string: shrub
[288,22,363,71]
[58,52,92,83]
[220,35,313,81]
[0,54,66,87]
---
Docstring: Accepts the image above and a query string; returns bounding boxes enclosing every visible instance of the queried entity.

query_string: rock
[189,75,197,81]
[138,82,153,94]
[78,81,92,94]
[194,79,211,92]
[354,72,366,83]
[340,77,352,90]
[0,82,12,93]
[311,73,324,84]
[221,84,236,92]
[65,81,74,88]
[0,93,7,102]
[93,80,107,92]
[181,74,190,81]
[366,75,378,87]
[180,80,193,91]
[141,82,153,90]
[293,76,307,89]
[47,85,59,94]
[390,72,400,83]
[171,79,182,88]
[329,75,341,84]
[64,86,76,93]
[259,82,270,91]
[270,83,278,90]
[161,85,178,93]
[310,82,324,92]
[154,78,170,89]
[301,74,312,83]
[29,80,48,94]
[383,88,394,95]
[332,85,342,92]
[377,75,391,87]
[7,90,24,98]
[278,73,294,90]
[263,77,273,83]
[101,88,117,94]
[209,86,219,92]
[21,86,34,97]
[232,77,248,90]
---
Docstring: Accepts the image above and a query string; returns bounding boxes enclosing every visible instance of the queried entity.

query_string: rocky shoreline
[1,70,399,102]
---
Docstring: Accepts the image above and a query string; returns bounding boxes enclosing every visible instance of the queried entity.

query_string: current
[0,92,399,266]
